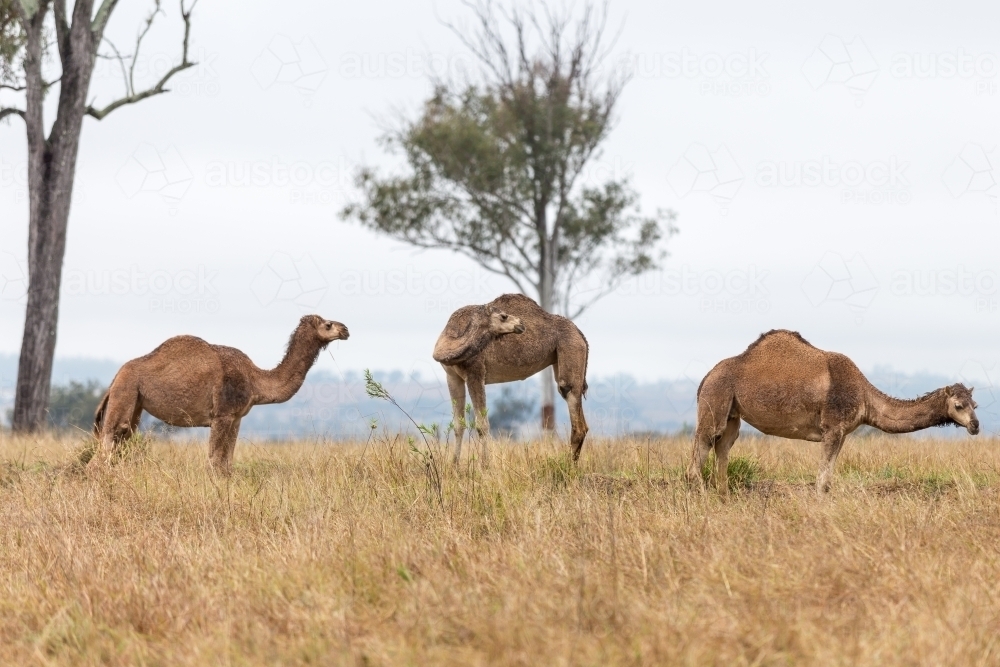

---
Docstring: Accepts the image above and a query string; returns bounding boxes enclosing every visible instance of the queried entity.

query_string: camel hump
[490,293,543,313]
[146,335,212,356]
[741,329,815,356]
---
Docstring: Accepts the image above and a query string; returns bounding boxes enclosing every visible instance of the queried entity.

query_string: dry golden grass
[1,428,999,666]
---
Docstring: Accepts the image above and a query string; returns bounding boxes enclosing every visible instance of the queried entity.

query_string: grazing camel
[93,315,349,473]
[433,293,590,462]
[688,329,979,494]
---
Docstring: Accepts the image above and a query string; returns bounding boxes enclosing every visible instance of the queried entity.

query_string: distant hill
[1,355,994,439]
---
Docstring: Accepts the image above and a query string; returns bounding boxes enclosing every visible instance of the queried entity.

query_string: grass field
[1,429,999,666]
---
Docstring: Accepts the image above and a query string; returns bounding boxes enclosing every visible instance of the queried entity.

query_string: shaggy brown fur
[94,315,349,474]
[689,329,980,494]
[433,293,590,462]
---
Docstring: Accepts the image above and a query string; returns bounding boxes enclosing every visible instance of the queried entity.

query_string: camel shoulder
[824,351,867,385]
[212,345,257,371]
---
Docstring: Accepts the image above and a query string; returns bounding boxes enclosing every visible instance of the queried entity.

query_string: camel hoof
[209,461,233,477]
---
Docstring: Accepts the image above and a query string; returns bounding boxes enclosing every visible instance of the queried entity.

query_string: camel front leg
[92,385,140,468]
[816,429,846,495]
[713,416,741,495]
[466,375,490,462]
[445,369,467,463]
[565,391,589,462]
[208,415,241,475]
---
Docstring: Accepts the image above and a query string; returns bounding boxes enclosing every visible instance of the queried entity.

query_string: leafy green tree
[342,1,676,429]
[0,0,25,85]
[488,386,536,437]
[47,380,105,431]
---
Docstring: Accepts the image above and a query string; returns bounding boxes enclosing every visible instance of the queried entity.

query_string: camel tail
[93,391,110,438]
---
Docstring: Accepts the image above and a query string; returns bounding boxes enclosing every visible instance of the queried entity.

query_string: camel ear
[433,310,477,365]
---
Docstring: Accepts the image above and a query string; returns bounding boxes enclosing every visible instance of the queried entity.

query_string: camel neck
[256,329,323,404]
[863,386,950,434]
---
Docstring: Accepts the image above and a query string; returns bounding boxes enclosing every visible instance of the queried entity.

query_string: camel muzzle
[969,420,980,435]
[513,323,526,334]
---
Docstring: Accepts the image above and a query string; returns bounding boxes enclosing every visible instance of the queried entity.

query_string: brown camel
[93,315,349,473]
[433,293,590,462]
[688,329,979,494]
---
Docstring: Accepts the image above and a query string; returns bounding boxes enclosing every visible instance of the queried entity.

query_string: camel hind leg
[687,386,735,489]
[713,416,741,494]
[554,359,589,461]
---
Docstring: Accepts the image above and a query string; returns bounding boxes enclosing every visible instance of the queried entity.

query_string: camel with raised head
[433,293,590,462]
[688,329,979,494]
[94,315,349,473]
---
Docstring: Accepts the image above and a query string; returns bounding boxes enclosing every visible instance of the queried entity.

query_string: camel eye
[500,314,508,321]
[955,402,965,410]
[325,322,332,329]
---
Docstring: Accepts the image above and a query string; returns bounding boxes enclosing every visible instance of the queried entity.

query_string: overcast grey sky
[1,0,998,393]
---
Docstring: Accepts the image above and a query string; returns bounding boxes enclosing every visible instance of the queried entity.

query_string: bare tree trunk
[538,231,557,432]
[12,1,95,431]
[7,0,194,432]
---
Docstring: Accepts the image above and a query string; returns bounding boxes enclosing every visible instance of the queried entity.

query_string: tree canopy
[343,1,675,318]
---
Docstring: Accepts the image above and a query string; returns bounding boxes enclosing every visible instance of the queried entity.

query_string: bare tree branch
[0,106,24,121]
[91,0,120,38]
[98,39,130,95]
[85,0,197,120]
[52,0,67,57]
[129,0,162,95]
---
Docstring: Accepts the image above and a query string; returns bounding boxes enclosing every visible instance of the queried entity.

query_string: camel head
[302,315,350,346]
[432,303,525,365]
[944,384,979,435]
[487,308,526,336]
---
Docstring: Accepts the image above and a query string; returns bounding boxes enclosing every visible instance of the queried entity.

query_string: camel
[93,315,349,474]
[433,293,590,462]
[688,329,979,494]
